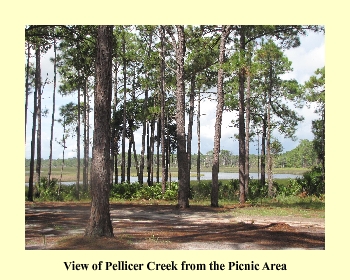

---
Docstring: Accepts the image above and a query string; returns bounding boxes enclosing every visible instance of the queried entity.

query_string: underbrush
[25,177,90,201]
[26,168,325,206]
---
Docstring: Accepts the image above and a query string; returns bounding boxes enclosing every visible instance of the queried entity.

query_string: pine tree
[85,25,114,237]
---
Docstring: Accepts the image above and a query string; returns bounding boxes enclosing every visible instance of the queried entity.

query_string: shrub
[163,182,178,200]
[278,179,303,196]
[295,166,325,196]
[110,182,141,200]
[191,181,212,200]
[219,180,239,200]
[190,179,239,201]
[35,177,62,201]
[110,182,179,200]
[248,180,268,200]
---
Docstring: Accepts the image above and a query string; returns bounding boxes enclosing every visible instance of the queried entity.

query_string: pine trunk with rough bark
[28,45,40,201]
[48,37,57,187]
[267,92,274,197]
[25,42,31,144]
[238,27,246,204]
[140,87,148,185]
[76,78,81,198]
[212,26,231,207]
[112,61,119,185]
[261,107,267,186]
[85,25,114,237]
[156,119,160,183]
[187,75,195,193]
[150,120,155,185]
[197,92,201,183]
[147,122,151,185]
[36,62,42,186]
[160,26,166,192]
[244,68,251,198]
[121,34,127,183]
[173,25,189,208]
[83,79,89,191]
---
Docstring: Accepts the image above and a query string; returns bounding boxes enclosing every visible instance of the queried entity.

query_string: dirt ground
[25,201,325,250]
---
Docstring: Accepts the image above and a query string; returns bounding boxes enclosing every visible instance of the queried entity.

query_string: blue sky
[25,30,325,160]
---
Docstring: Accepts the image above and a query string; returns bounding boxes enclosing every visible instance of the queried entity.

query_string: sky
[24,29,325,160]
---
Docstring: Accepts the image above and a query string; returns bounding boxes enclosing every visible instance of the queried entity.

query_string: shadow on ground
[25,202,325,250]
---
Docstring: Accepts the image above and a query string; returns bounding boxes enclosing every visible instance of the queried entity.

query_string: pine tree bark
[261,107,267,186]
[112,61,119,185]
[212,25,231,207]
[160,25,166,192]
[48,36,57,187]
[121,33,127,183]
[127,121,132,183]
[187,75,195,193]
[147,122,151,185]
[85,25,114,237]
[267,89,274,197]
[28,45,40,201]
[140,87,148,185]
[156,119,160,183]
[150,119,155,185]
[83,79,89,191]
[197,92,201,183]
[36,62,42,186]
[76,83,81,199]
[238,27,246,204]
[244,68,251,198]
[25,42,31,144]
[170,25,189,208]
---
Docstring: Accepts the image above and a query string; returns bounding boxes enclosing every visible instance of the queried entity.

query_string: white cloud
[282,32,325,84]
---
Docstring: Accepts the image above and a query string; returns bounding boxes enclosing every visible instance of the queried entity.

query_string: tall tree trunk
[48,36,57,187]
[267,89,274,197]
[83,79,89,191]
[187,75,195,193]
[140,87,148,185]
[87,93,90,188]
[147,122,151,185]
[261,112,267,187]
[238,27,247,204]
[150,119,155,185]
[165,113,170,182]
[127,123,132,183]
[85,25,114,237]
[58,118,66,196]
[164,25,188,207]
[112,61,119,185]
[244,68,251,198]
[121,34,127,183]
[160,25,166,192]
[28,45,40,201]
[25,42,31,144]
[197,91,201,183]
[212,25,231,207]
[173,25,188,208]
[156,119,160,183]
[36,65,42,186]
[140,30,153,185]
[131,131,140,179]
[76,82,81,199]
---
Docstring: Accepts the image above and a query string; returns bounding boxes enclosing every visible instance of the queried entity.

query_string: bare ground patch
[25,201,325,250]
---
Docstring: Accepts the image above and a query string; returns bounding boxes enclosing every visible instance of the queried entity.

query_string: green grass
[220,195,325,219]
[231,206,324,219]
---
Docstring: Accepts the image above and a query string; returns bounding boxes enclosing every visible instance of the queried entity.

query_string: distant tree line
[25,138,318,171]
